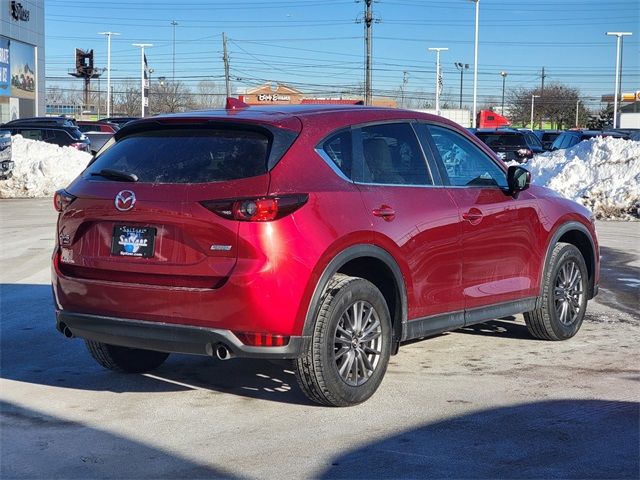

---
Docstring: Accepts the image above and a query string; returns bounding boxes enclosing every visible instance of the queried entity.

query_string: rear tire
[85,341,169,373]
[524,242,588,340]
[294,274,392,407]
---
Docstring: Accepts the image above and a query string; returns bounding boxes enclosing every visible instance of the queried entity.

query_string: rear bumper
[57,311,310,359]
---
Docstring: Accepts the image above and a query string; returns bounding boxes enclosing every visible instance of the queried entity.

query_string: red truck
[477,110,511,128]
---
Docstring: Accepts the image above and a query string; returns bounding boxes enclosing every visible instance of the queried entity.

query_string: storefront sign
[10,1,30,22]
[257,93,290,102]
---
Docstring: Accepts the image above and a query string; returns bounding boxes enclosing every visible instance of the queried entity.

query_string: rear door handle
[462,208,483,224]
[373,205,396,221]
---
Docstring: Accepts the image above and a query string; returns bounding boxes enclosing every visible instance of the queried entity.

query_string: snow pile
[526,136,640,219]
[0,135,91,198]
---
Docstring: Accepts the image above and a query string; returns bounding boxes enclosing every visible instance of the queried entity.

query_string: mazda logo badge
[115,190,136,212]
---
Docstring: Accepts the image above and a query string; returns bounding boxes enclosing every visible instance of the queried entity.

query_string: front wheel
[294,274,392,407]
[524,242,589,340]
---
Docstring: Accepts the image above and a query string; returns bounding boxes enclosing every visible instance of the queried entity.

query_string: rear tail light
[54,189,76,212]
[236,332,290,347]
[201,194,308,222]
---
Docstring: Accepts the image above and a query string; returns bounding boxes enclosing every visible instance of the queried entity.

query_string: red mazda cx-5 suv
[52,100,599,406]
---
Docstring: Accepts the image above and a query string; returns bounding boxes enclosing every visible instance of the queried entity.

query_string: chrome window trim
[314,148,354,183]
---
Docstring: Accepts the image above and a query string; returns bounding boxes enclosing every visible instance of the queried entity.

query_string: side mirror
[507,165,531,197]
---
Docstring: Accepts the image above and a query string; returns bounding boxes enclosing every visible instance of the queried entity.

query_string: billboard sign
[10,39,35,100]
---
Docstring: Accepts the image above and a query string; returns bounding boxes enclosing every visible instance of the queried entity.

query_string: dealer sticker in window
[111,226,156,258]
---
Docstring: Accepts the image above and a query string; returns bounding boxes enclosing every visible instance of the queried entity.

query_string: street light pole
[171,20,178,83]
[606,32,632,128]
[500,71,507,115]
[470,0,479,128]
[98,31,120,117]
[429,48,448,116]
[530,94,540,128]
[575,99,580,128]
[132,43,153,118]
[454,62,469,109]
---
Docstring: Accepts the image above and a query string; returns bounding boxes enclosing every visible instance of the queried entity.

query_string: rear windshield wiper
[90,168,138,182]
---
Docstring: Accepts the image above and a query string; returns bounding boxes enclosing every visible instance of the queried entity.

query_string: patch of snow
[526,137,640,220]
[0,135,91,199]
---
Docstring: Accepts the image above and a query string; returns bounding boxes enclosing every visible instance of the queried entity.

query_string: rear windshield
[475,132,526,148]
[542,132,560,142]
[84,128,270,183]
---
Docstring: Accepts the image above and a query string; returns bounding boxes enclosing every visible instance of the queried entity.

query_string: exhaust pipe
[59,322,75,338]
[215,344,235,361]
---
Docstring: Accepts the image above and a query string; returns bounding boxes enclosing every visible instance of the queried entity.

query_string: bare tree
[112,81,141,117]
[507,82,588,129]
[150,81,195,114]
[194,80,225,109]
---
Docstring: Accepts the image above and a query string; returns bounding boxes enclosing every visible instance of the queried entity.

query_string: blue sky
[45,0,639,109]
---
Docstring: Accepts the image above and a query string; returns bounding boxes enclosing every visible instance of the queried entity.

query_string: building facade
[0,0,45,122]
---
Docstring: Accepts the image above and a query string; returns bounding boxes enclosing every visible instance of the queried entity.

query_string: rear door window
[16,129,44,141]
[85,128,271,183]
[357,122,432,186]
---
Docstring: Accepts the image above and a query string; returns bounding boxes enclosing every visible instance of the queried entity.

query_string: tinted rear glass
[84,128,270,183]
[476,132,526,148]
[542,132,560,142]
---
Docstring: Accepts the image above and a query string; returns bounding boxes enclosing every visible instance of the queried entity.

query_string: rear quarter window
[85,128,270,184]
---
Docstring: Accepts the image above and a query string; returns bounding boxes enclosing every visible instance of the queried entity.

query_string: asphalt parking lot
[1,198,638,479]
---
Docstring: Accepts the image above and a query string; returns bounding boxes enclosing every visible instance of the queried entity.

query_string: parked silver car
[0,130,13,180]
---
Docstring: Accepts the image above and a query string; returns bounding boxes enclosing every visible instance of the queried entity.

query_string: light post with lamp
[454,62,469,109]
[500,71,507,115]
[98,31,120,117]
[530,94,540,129]
[469,0,479,127]
[606,31,632,128]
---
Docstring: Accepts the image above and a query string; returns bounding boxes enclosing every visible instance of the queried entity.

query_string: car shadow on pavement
[455,318,535,340]
[318,399,640,479]
[0,400,240,479]
[0,284,315,405]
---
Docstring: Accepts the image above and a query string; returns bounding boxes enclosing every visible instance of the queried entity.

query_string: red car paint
[52,105,599,355]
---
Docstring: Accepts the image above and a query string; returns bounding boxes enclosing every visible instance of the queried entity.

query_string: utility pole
[539,66,546,129]
[429,47,448,116]
[223,32,231,98]
[364,0,373,106]
[171,20,178,83]
[575,99,580,128]
[455,62,469,109]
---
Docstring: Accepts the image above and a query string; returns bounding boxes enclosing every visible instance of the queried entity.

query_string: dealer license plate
[111,225,156,258]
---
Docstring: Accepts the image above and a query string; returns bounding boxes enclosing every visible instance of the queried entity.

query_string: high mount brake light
[54,189,76,212]
[201,194,308,222]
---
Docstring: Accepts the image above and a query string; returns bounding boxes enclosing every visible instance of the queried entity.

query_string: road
[1,199,638,479]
